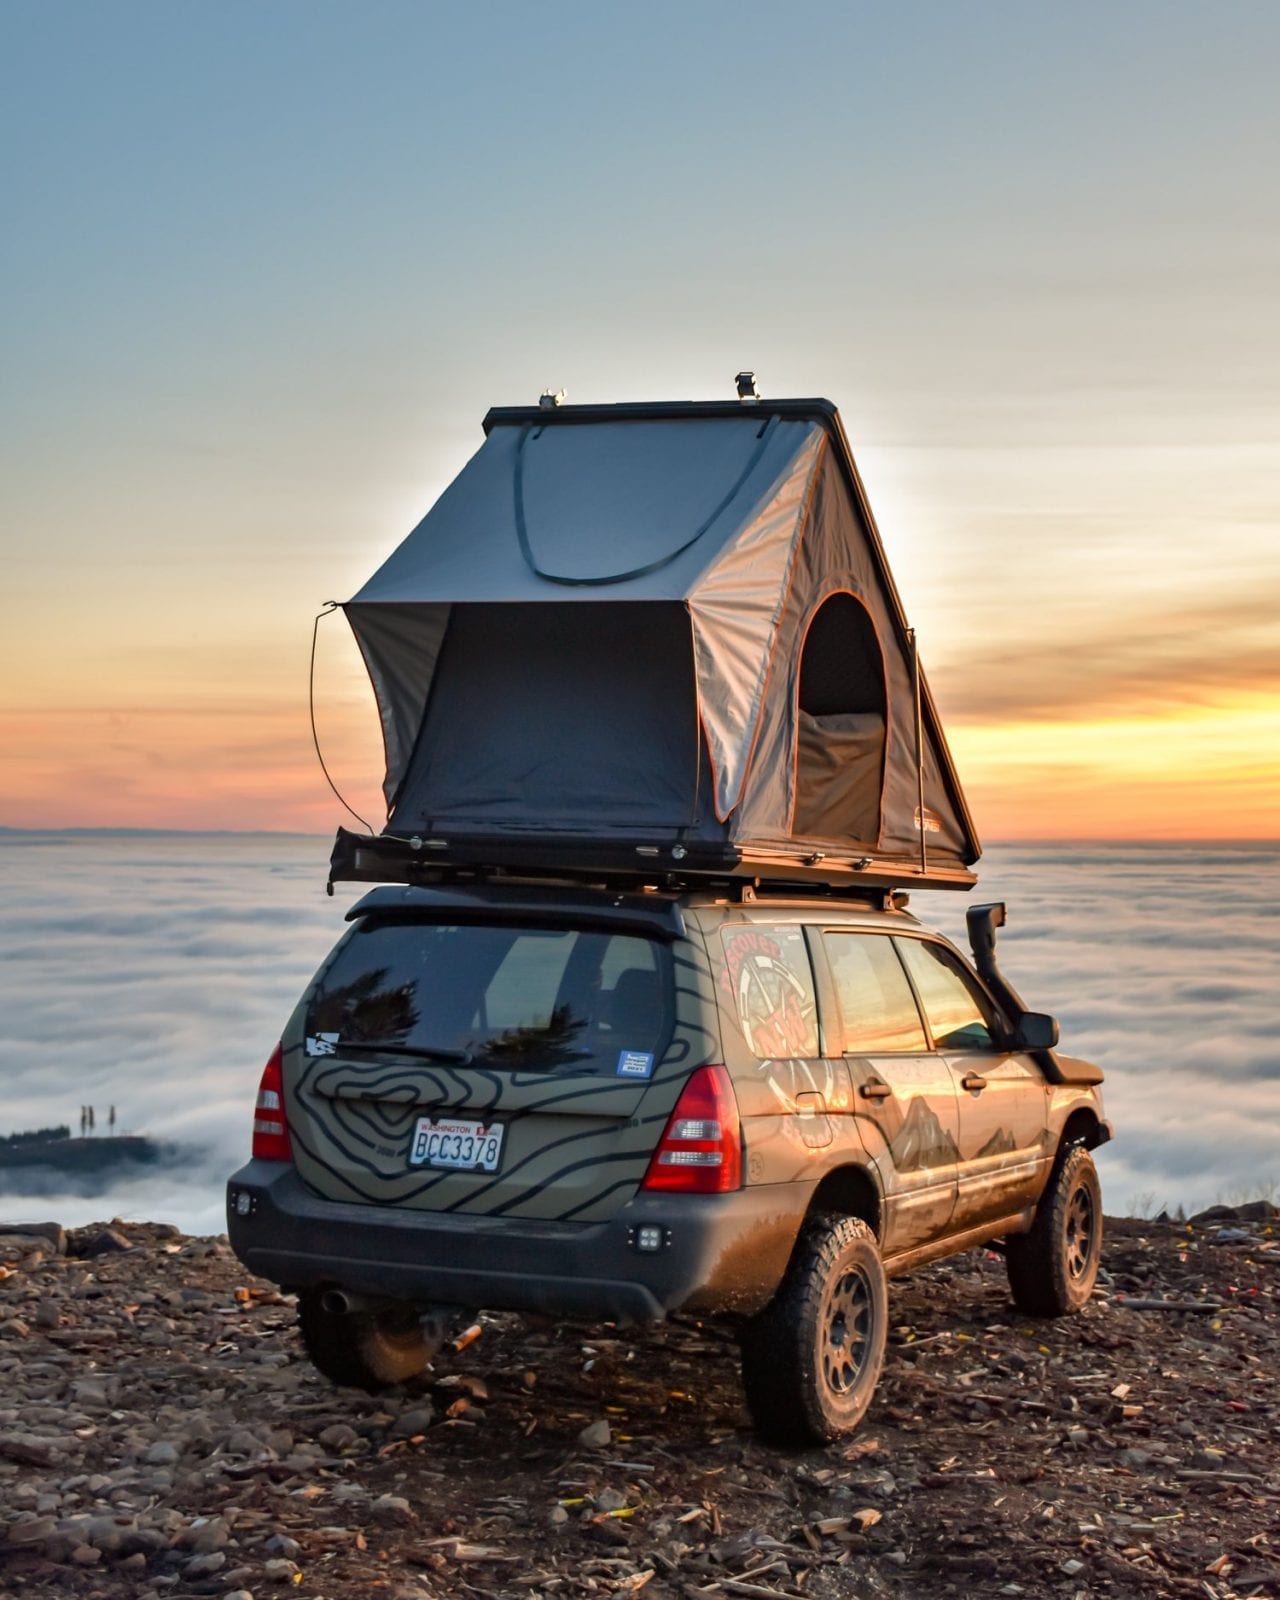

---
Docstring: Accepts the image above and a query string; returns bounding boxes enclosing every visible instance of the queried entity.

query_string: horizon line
[1,826,1277,848]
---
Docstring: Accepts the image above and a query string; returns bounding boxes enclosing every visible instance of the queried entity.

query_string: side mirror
[1012,1011,1059,1051]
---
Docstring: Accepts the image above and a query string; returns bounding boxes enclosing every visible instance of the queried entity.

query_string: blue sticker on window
[616,1050,655,1079]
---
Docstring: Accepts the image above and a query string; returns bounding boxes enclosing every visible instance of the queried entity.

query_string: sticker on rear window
[306,1033,340,1057]
[616,1050,655,1079]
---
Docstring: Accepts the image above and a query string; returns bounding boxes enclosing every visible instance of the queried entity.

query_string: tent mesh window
[792,593,886,844]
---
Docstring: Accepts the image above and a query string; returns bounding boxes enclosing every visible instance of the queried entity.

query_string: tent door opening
[387,601,710,840]
[792,592,887,845]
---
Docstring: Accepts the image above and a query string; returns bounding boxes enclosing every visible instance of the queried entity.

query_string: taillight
[641,1064,742,1193]
[251,1043,293,1162]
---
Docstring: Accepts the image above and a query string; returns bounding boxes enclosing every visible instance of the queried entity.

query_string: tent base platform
[327,827,977,900]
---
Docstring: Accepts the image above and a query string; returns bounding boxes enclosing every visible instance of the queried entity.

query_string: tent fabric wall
[686,427,825,820]
[513,418,786,585]
[344,601,450,808]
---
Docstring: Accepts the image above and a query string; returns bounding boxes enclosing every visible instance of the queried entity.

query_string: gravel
[0,1213,1276,1598]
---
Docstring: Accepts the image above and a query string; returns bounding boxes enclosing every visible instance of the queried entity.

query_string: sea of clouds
[925,841,1280,1216]
[0,834,345,1235]
[0,833,1275,1233]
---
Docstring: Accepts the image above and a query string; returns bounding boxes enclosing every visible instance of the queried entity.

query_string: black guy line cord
[309,602,375,835]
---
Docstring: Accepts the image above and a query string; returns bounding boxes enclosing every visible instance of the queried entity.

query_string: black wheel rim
[1065,1183,1095,1281]
[822,1266,873,1395]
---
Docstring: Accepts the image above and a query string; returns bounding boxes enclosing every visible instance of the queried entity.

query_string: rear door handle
[961,1073,988,1092]
[860,1079,892,1100]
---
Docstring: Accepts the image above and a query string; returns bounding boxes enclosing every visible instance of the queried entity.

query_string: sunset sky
[3,2,1277,840]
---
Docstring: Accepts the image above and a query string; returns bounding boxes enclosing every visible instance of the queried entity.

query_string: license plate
[408,1116,504,1173]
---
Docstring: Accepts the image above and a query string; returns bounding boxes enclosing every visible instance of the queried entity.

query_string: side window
[895,939,997,1050]
[719,925,819,1059]
[822,933,928,1054]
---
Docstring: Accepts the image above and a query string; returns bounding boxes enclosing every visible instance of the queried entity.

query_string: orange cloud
[952,694,1280,839]
[0,701,386,833]
[932,595,1280,725]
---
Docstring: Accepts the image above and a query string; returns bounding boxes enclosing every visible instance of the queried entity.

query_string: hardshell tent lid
[335,397,981,893]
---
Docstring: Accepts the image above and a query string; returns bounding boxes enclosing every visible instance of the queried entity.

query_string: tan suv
[227,884,1109,1445]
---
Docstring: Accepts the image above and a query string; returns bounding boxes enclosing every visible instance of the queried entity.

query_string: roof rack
[327,827,940,910]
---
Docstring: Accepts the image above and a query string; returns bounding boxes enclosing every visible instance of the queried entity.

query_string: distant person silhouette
[109,1105,116,1134]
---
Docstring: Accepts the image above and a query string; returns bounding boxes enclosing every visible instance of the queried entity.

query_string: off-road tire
[297,1290,438,1390]
[1006,1144,1103,1317]
[739,1215,888,1447]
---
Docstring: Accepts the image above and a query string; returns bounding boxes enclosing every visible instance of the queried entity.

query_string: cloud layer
[925,840,1280,1213]
[0,834,1275,1231]
[0,834,346,1233]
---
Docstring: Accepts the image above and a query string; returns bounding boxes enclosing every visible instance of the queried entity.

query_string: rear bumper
[226,1161,811,1324]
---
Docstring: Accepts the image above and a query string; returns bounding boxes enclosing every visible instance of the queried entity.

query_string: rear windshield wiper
[333,1041,472,1063]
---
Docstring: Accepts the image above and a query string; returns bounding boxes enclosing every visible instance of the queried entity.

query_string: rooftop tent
[336,398,981,892]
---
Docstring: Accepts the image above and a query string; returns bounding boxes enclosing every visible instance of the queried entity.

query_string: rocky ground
[0,1211,1277,1600]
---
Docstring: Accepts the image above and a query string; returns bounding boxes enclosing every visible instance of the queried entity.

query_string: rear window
[309,918,672,1076]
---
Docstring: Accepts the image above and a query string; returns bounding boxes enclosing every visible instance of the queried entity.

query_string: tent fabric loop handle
[511,415,780,587]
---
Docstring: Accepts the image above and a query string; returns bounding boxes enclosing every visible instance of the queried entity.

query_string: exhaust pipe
[320,1288,374,1316]
[318,1290,479,1347]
